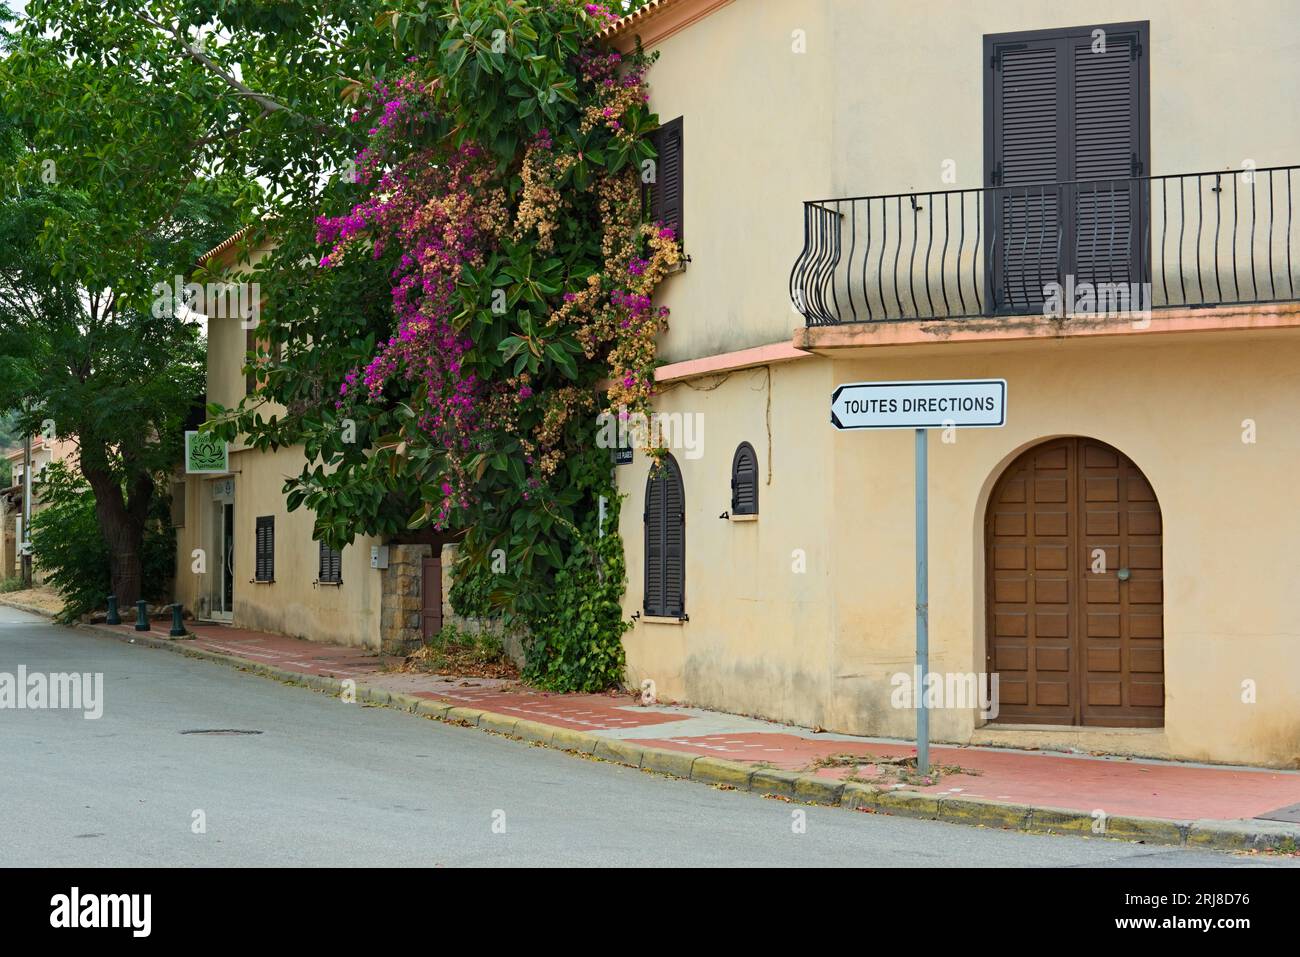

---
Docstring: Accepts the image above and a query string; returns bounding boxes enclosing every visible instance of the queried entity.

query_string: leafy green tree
[29,462,175,621]
[4,1,669,689]
[0,99,226,604]
[0,1,397,604]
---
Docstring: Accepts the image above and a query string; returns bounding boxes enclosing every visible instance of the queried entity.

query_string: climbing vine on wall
[216,1,676,690]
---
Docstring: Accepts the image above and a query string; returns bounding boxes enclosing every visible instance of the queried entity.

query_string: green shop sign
[185,430,229,474]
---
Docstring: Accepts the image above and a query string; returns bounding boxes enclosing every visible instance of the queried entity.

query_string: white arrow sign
[831,379,1007,430]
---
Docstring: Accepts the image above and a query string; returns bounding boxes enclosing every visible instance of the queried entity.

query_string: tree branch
[129,9,328,132]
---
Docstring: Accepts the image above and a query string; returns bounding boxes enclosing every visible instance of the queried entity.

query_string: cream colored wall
[173,445,384,648]
[621,331,1300,768]
[176,242,383,647]
[620,357,842,725]
[825,330,1300,768]
[639,0,835,363]
[230,445,383,647]
[640,0,1300,356]
[831,0,1300,198]
[204,244,274,450]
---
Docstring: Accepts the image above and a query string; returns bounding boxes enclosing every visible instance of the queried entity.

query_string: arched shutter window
[644,455,685,617]
[730,442,759,516]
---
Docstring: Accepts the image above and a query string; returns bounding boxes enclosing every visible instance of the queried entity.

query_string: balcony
[789,167,1300,326]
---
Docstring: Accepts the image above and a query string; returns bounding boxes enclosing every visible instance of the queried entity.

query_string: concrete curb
[0,597,62,618]
[8,600,1295,855]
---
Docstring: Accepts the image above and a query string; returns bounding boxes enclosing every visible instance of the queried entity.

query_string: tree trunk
[101,515,146,610]
[81,457,154,610]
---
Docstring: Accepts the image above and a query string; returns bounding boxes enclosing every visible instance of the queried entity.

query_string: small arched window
[730,442,759,516]
[644,455,685,617]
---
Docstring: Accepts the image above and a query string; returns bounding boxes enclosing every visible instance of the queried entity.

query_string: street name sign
[831,378,1007,431]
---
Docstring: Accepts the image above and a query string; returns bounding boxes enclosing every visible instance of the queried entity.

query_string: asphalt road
[0,605,1294,868]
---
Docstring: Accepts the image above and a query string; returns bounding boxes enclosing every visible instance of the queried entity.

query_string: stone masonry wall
[378,543,430,656]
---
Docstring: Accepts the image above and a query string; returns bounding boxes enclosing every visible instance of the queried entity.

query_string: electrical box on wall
[369,545,389,569]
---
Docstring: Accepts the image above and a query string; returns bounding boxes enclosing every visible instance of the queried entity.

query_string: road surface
[0,605,1293,868]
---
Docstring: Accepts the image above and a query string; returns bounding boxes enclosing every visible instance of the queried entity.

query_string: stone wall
[378,543,430,656]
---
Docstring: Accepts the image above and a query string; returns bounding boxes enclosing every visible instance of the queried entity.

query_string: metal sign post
[832,379,1007,777]
[914,427,929,774]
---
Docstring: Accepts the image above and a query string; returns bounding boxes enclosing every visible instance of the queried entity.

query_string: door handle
[1117,567,1131,581]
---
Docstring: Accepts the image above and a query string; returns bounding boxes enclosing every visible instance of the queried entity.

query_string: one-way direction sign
[830,378,1007,431]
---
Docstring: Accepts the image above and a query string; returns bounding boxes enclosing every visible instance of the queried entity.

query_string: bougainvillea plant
[213,1,677,690]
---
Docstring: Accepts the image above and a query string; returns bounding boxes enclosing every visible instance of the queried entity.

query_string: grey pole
[915,427,930,775]
[20,428,32,588]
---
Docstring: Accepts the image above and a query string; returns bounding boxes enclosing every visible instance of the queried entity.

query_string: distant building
[1,435,80,581]
[172,238,456,653]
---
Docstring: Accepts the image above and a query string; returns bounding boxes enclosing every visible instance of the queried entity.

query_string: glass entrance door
[209,497,234,621]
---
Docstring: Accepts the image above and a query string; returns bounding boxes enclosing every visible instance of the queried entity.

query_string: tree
[0,172,220,605]
[0,1,394,604]
[29,462,176,621]
[3,1,676,688]
[210,1,679,688]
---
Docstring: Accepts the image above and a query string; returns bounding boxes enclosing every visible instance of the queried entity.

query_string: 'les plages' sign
[831,379,1007,431]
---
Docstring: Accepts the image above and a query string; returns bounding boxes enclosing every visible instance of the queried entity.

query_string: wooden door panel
[1078,439,1164,727]
[987,437,1164,726]
[421,555,442,641]
[987,438,1076,724]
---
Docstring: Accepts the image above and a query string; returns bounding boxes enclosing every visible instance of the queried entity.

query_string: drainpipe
[20,429,32,588]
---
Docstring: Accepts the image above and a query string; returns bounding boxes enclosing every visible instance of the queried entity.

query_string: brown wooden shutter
[986,23,1148,312]
[643,466,665,615]
[255,516,274,582]
[1070,31,1143,288]
[989,39,1064,312]
[662,456,685,617]
[650,116,683,241]
[730,443,758,516]
[318,541,342,584]
[644,455,685,617]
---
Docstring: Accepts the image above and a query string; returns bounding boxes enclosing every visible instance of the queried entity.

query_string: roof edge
[197,224,255,267]
[599,0,735,48]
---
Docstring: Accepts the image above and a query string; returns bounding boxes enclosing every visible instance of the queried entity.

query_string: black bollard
[134,600,149,632]
[106,595,121,625]
[170,603,186,637]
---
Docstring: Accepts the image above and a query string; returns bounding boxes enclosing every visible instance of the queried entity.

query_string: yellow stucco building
[611,0,1300,768]
[177,0,1300,770]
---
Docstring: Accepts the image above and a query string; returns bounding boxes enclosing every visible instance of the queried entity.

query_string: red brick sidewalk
[105,618,1300,826]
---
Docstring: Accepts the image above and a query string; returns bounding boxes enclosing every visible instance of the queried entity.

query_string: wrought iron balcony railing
[790,166,1300,325]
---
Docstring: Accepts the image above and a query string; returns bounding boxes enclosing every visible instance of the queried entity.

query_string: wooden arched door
[985,438,1163,727]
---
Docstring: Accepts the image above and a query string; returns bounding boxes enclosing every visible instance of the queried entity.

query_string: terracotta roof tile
[598,0,691,40]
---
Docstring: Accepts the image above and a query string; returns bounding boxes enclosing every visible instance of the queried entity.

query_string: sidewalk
[12,597,1299,852]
